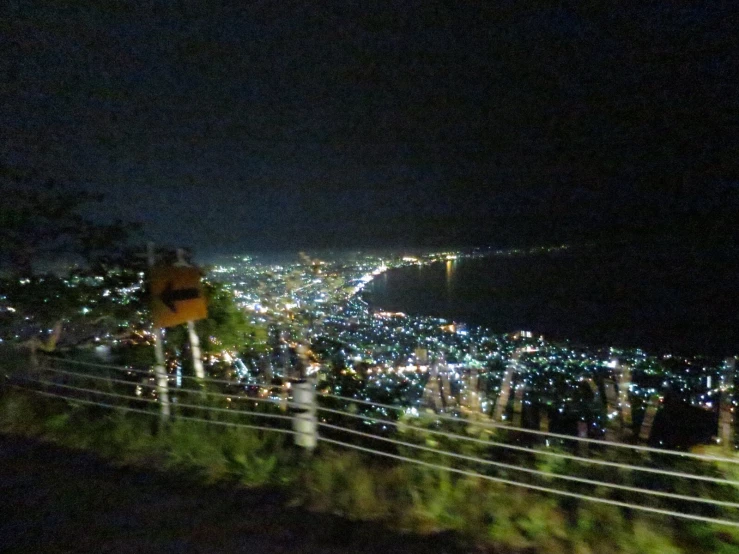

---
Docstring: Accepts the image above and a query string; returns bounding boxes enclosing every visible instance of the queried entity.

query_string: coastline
[360,252,736,359]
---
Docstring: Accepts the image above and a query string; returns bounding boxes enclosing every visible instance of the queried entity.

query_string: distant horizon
[15,230,737,275]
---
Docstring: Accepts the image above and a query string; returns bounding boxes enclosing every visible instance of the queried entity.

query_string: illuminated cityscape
[205,248,735,450]
[2,1,738,550]
[1,244,733,449]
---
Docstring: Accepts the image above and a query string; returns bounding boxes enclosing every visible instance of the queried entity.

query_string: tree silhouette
[0,164,137,277]
[0,164,141,353]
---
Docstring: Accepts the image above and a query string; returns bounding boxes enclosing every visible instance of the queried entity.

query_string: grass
[2,388,739,553]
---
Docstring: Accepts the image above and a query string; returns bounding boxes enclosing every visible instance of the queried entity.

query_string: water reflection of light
[446,259,454,289]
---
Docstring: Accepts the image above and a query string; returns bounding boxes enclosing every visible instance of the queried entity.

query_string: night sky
[2,1,738,253]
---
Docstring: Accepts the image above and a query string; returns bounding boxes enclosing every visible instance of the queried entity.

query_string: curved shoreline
[360,256,735,359]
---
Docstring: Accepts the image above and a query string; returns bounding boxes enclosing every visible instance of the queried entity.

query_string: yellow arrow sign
[150,265,207,328]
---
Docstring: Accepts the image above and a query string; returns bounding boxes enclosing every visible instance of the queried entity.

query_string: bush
[2,388,738,553]
[304,450,388,520]
[0,390,45,434]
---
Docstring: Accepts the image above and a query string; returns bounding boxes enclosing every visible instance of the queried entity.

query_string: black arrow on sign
[160,281,200,313]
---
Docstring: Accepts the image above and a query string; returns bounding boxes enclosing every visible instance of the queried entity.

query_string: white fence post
[292,379,317,450]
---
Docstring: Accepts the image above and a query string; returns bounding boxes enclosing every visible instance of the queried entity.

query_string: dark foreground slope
[0,435,467,554]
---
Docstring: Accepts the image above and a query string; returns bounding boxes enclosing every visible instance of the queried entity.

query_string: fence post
[292,378,317,450]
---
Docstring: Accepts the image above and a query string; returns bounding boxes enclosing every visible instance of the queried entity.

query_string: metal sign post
[187,321,205,380]
[176,249,205,381]
[147,242,170,422]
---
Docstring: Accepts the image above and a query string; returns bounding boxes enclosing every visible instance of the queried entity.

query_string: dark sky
[2,1,738,253]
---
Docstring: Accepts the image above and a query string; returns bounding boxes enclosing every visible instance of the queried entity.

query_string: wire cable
[22,367,739,483]
[44,357,264,389]
[319,393,739,465]
[316,420,739,509]
[9,385,296,435]
[28,379,158,404]
[317,436,739,528]
[39,366,284,406]
[7,383,738,521]
[317,406,739,488]
[25,377,293,423]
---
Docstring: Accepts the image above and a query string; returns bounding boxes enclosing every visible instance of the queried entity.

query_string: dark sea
[363,242,738,358]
